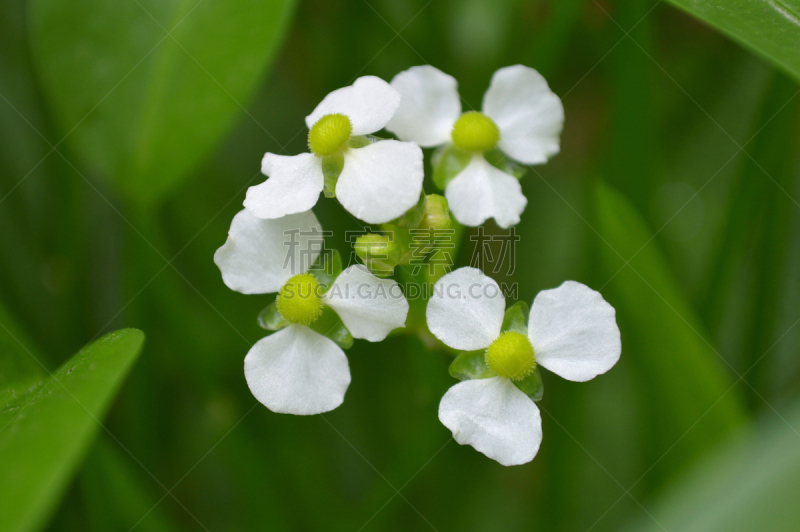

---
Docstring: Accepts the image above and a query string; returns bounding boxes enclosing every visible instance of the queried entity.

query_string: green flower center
[451,111,500,152]
[308,113,353,156]
[276,273,323,325]
[485,331,536,380]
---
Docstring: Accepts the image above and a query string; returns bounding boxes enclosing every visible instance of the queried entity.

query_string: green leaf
[80,440,178,532]
[28,0,297,203]
[603,0,658,211]
[0,300,43,397]
[665,0,800,83]
[449,350,494,381]
[700,74,800,393]
[594,181,746,475]
[0,329,144,532]
[501,301,529,335]
[626,398,800,532]
[513,368,543,402]
[523,0,584,77]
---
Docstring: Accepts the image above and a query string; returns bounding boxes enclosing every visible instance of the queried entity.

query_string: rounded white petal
[323,265,409,341]
[439,377,542,466]
[243,153,324,219]
[482,65,564,165]
[426,267,505,351]
[444,156,527,228]
[244,325,351,415]
[528,281,621,382]
[385,65,461,147]
[305,76,400,135]
[336,140,423,224]
[214,209,321,294]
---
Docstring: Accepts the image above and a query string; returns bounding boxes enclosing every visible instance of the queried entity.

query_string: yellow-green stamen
[451,111,500,152]
[308,113,353,156]
[276,273,323,325]
[485,331,536,380]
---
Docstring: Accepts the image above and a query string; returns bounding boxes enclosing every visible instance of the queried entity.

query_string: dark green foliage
[1,0,800,530]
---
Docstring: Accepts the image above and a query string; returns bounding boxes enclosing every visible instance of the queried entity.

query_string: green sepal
[484,148,526,179]
[392,192,427,228]
[513,367,544,401]
[347,134,381,149]
[257,300,289,331]
[432,144,471,190]
[501,301,529,335]
[309,307,353,350]
[449,350,495,381]
[309,249,342,291]
[321,152,344,198]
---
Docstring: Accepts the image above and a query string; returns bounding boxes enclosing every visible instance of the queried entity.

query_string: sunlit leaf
[0,301,42,397]
[666,0,800,83]
[0,329,144,532]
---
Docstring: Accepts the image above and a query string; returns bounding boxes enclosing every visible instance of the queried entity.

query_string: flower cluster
[215,65,621,466]
[387,65,564,228]
[215,209,408,414]
[427,268,620,466]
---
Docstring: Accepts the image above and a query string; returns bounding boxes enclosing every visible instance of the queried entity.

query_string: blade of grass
[594,181,747,481]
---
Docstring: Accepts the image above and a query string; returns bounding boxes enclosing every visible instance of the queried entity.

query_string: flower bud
[354,234,401,278]
[393,192,426,228]
[419,194,452,232]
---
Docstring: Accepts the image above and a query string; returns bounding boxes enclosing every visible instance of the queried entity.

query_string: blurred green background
[2,0,800,530]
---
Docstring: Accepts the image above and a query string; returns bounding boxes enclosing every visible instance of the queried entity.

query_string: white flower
[244,76,424,225]
[386,65,564,228]
[426,267,620,465]
[214,209,409,415]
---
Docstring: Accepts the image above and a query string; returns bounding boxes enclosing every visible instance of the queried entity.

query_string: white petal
[214,209,322,294]
[385,65,461,147]
[244,325,351,415]
[243,153,324,219]
[528,281,621,382]
[323,265,409,341]
[444,156,527,228]
[426,267,505,351]
[336,140,423,224]
[305,76,400,135]
[439,377,542,466]
[482,65,564,165]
